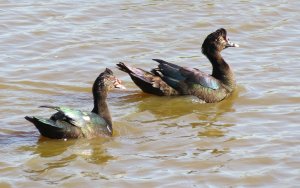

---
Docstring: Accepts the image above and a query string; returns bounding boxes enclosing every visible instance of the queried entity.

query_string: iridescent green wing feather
[41,106,101,127]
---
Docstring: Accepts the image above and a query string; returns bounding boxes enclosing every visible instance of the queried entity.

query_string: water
[1,1,299,187]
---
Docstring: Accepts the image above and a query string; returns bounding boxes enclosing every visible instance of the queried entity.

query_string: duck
[25,68,125,139]
[117,28,239,103]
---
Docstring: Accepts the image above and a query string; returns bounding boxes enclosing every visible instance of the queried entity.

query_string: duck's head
[202,28,239,56]
[93,68,126,94]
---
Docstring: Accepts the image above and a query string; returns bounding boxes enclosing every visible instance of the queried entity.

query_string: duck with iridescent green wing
[117,28,239,103]
[25,68,125,139]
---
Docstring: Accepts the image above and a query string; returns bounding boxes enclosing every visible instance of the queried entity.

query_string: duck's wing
[153,59,221,93]
[40,106,91,128]
[25,106,89,139]
[180,67,220,90]
[117,62,178,96]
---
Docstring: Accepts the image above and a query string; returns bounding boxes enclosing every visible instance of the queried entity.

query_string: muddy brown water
[0,1,299,187]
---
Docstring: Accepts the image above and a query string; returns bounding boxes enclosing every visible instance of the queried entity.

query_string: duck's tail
[116,62,134,74]
[116,62,179,96]
[117,62,167,95]
[25,116,66,138]
[25,116,72,139]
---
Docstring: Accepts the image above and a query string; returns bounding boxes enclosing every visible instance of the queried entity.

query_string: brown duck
[117,28,239,103]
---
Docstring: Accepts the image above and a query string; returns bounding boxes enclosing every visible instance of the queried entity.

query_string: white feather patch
[82,116,90,121]
[107,125,112,133]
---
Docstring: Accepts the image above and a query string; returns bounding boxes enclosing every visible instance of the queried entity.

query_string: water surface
[0,1,299,187]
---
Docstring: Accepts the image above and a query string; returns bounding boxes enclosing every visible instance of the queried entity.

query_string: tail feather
[117,62,148,77]
[116,61,180,96]
[117,62,151,84]
[117,62,167,95]
[24,116,36,124]
[25,116,65,138]
[25,116,81,139]
[116,62,134,74]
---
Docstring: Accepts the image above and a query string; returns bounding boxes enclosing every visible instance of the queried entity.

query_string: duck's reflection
[34,136,114,164]
[119,87,240,138]
[34,137,77,157]
[22,136,115,182]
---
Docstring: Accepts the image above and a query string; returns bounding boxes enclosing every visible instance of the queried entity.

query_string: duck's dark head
[202,28,239,56]
[93,68,125,94]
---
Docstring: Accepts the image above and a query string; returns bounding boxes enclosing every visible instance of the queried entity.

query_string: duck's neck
[206,52,236,92]
[91,91,112,130]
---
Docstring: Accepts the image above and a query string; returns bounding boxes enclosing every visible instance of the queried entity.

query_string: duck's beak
[226,39,239,48]
[114,78,126,89]
[115,83,126,89]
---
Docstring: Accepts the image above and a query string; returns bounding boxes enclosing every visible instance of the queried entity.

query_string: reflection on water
[1,0,300,187]
[32,137,114,163]
[121,88,239,140]
[21,137,115,184]
[121,88,237,120]
[33,138,77,158]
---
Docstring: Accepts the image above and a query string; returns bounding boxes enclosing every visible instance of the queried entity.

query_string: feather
[25,116,83,139]
[117,62,178,96]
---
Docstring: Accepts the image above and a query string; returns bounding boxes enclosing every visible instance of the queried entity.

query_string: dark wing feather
[152,59,220,91]
[157,63,185,81]
[151,59,186,90]
[39,106,89,128]
[180,67,220,90]
[152,59,182,69]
